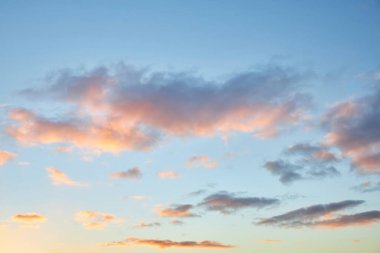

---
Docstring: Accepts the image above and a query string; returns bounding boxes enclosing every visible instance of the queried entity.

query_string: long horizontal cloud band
[8,65,310,153]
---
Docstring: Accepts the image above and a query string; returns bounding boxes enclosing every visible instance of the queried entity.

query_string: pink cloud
[0,150,16,166]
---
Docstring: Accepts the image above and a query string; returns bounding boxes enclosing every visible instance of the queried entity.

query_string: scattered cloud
[264,142,340,184]
[257,200,369,228]
[134,222,161,228]
[75,211,122,230]
[199,191,279,214]
[12,213,47,223]
[188,189,207,197]
[47,167,86,186]
[128,195,149,201]
[9,65,310,153]
[111,167,142,180]
[157,171,179,180]
[156,204,197,218]
[321,88,380,173]
[187,155,218,169]
[99,237,234,249]
[170,219,184,225]
[0,150,16,166]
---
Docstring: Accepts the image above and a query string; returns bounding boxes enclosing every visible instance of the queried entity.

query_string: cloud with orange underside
[0,150,16,166]
[12,213,46,224]
[99,237,234,249]
[75,211,123,230]
[156,204,197,218]
[9,65,310,153]
[47,167,86,186]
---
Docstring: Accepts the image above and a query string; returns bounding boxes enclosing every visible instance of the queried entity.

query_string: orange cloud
[156,204,197,218]
[99,237,234,249]
[12,213,46,223]
[47,167,85,186]
[10,65,309,153]
[134,222,161,228]
[157,171,178,180]
[0,150,16,166]
[75,211,122,230]
[187,155,217,169]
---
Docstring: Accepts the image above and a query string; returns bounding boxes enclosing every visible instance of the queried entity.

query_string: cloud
[128,195,149,201]
[352,180,380,193]
[257,200,365,227]
[47,167,85,186]
[264,142,340,184]
[156,204,197,218]
[134,222,161,228]
[111,167,142,180]
[321,88,380,173]
[75,211,122,230]
[199,191,279,214]
[0,150,16,166]
[99,237,234,249]
[312,211,380,228]
[188,189,207,196]
[170,219,184,225]
[157,171,178,180]
[9,64,310,153]
[12,213,46,223]
[187,155,218,169]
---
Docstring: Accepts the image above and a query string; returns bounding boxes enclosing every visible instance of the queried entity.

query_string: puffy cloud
[99,237,234,249]
[322,88,380,173]
[264,142,340,184]
[257,200,365,228]
[110,167,142,180]
[157,171,179,180]
[199,191,279,214]
[12,213,46,223]
[47,167,85,186]
[156,204,197,218]
[187,155,217,169]
[75,211,122,230]
[9,65,310,153]
[0,150,16,166]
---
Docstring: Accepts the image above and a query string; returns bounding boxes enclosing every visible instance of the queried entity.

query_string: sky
[1,0,380,252]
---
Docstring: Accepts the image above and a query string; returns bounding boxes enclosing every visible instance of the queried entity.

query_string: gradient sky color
[1,1,380,252]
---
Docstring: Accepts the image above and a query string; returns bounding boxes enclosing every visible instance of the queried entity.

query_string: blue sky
[1,1,380,252]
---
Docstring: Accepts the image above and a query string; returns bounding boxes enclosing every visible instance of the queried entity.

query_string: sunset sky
[1,1,380,252]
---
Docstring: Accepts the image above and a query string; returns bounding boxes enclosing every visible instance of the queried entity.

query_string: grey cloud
[199,191,279,214]
[257,200,364,227]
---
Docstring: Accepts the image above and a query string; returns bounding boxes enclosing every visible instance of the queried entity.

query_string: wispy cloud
[75,211,123,230]
[111,167,142,180]
[9,65,310,153]
[352,180,380,193]
[99,237,234,249]
[47,167,86,186]
[199,191,279,214]
[134,222,161,228]
[257,239,282,243]
[156,204,197,218]
[264,142,340,184]
[187,155,217,169]
[157,171,179,180]
[0,150,16,166]
[256,200,378,228]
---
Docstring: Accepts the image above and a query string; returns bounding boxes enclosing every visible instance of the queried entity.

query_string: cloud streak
[12,213,46,223]
[100,237,234,249]
[256,200,377,228]
[187,155,217,169]
[199,191,279,214]
[75,211,122,230]
[111,167,142,180]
